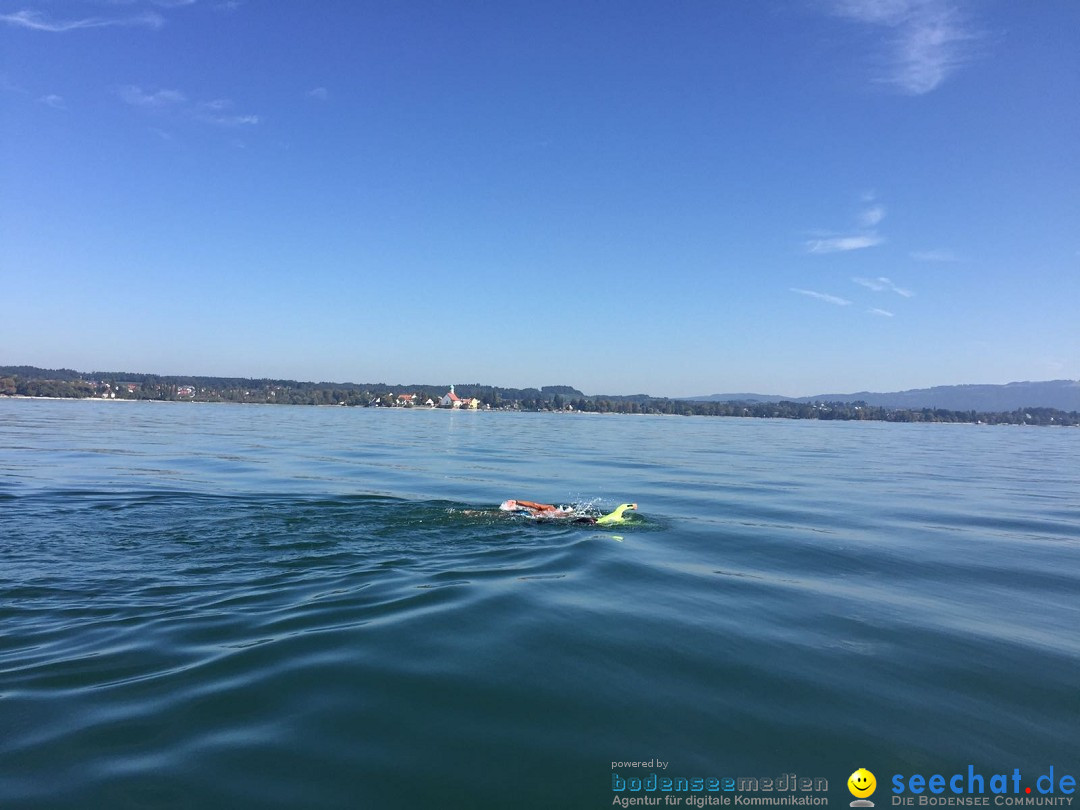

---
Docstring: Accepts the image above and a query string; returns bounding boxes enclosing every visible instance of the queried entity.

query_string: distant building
[177,385,195,398]
[396,393,417,407]
[438,385,480,409]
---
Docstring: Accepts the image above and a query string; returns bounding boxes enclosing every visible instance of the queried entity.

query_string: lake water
[1,399,1078,809]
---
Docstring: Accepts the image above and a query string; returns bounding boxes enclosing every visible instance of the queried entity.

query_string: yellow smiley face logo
[848,768,877,798]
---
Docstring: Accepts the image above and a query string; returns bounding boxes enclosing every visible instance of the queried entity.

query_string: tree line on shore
[2,366,1077,426]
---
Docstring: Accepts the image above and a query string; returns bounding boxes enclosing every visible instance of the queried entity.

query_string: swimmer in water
[499,499,573,517]
[464,500,638,525]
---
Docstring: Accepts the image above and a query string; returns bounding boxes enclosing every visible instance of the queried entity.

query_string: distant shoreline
[3,365,1079,425]
[3,392,1077,427]
[3,394,143,402]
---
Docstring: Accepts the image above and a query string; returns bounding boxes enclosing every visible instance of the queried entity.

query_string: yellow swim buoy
[596,503,638,525]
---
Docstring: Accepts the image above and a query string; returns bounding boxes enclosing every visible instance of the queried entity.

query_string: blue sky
[2,1,1077,397]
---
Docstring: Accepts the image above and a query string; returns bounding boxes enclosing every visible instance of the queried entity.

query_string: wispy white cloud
[910,248,961,262]
[868,307,895,317]
[806,195,886,254]
[195,98,259,126]
[120,86,187,107]
[38,93,65,109]
[859,204,886,227]
[892,5,977,94]
[828,0,981,95]
[307,87,329,101]
[119,86,259,128]
[853,276,913,296]
[832,0,911,25]
[888,281,913,297]
[806,234,884,254]
[0,8,164,32]
[853,276,887,291]
[201,112,260,126]
[791,288,853,306]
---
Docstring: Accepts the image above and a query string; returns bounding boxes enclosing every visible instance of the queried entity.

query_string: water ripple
[2,401,1079,807]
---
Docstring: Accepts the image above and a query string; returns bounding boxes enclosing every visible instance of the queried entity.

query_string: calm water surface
[1,399,1078,808]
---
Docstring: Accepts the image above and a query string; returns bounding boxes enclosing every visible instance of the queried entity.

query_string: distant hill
[683,392,789,404]
[686,380,1080,411]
